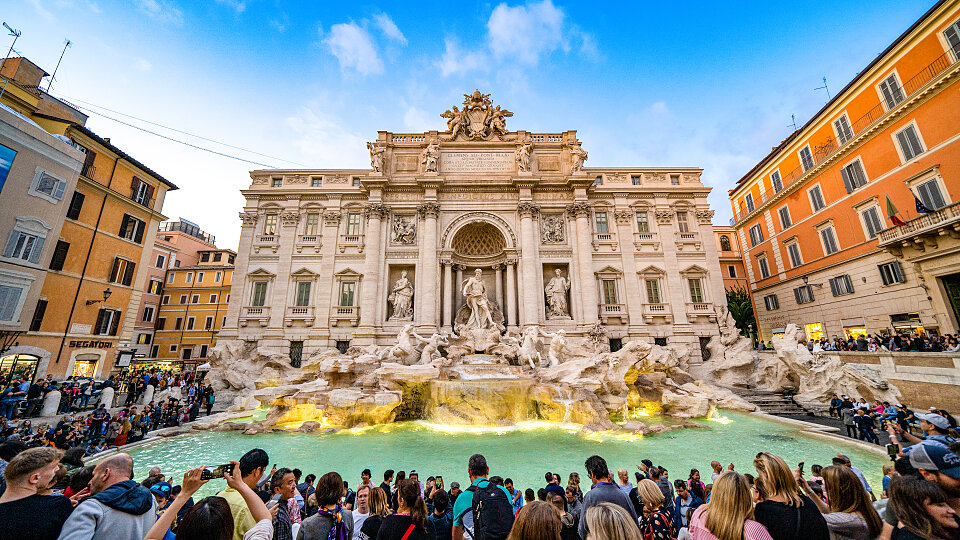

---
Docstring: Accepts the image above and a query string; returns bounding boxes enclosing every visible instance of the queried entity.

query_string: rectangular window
[916,179,946,210]
[155,254,166,268]
[29,299,47,331]
[778,206,792,229]
[352,177,361,187]
[263,214,278,235]
[340,281,356,306]
[676,212,689,233]
[213,252,222,262]
[749,224,764,247]
[290,340,303,366]
[311,177,321,187]
[896,125,925,161]
[880,74,905,109]
[745,193,755,212]
[670,175,680,185]
[946,20,960,57]
[834,114,854,144]
[688,279,704,303]
[251,282,267,306]
[199,344,208,358]
[829,274,855,296]
[296,282,312,307]
[879,261,906,285]
[594,176,603,186]
[631,175,641,186]
[787,242,803,268]
[645,279,661,304]
[142,306,154,322]
[156,317,166,330]
[32,171,66,201]
[200,253,210,262]
[191,295,200,304]
[771,171,783,193]
[94,308,121,336]
[197,272,204,283]
[861,207,884,238]
[594,212,609,233]
[119,214,146,244]
[150,345,159,357]
[175,317,183,330]
[840,159,868,193]
[271,178,282,187]
[0,285,23,322]
[179,294,187,304]
[794,285,814,304]
[727,265,737,278]
[187,317,195,330]
[66,191,85,220]
[162,295,169,305]
[346,213,362,236]
[820,226,839,255]
[130,177,154,207]
[763,294,780,311]
[799,146,814,171]
[49,240,70,271]
[214,271,222,283]
[209,294,218,303]
[758,255,770,279]
[185,272,193,283]
[109,258,136,286]
[167,272,175,284]
[205,316,214,330]
[3,231,44,263]
[809,185,826,212]
[636,212,649,233]
[169,345,177,352]
[601,279,618,304]
[136,333,151,344]
[304,213,320,236]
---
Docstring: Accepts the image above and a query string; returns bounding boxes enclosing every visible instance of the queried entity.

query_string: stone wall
[828,351,960,411]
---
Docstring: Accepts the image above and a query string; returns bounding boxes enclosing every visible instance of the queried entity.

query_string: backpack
[465,481,514,540]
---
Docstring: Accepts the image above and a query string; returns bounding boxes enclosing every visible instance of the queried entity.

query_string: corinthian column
[417,202,440,330]
[517,202,541,326]
[358,203,388,332]
[568,202,599,324]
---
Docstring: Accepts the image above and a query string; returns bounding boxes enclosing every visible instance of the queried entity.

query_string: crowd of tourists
[802,333,960,353]
[827,395,957,449]
[2,424,959,540]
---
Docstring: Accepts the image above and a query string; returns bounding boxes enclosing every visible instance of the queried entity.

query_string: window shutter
[844,274,854,294]
[109,310,121,335]
[67,191,85,220]
[134,219,145,244]
[2,231,18,258]
[50,240,69,270]
[110,257,121,282]
[27,237,44,264]
[123,261,136,286]
[829,278,839,296]
[29,299,47,331]
[840,167,854,194]
[53,180,67,201]
[94,308,106,334]
[144,184,155,206]
[893,262,904,283]
[119,215,130,238]
[794,288,803,303]
[131,176,141,199]
[81,149,96,176]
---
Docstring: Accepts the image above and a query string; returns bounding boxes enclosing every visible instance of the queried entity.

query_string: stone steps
[731,389,812,416]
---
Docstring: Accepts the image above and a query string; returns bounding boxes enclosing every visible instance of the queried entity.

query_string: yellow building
[1,56,177,379]
[152,249,234,371]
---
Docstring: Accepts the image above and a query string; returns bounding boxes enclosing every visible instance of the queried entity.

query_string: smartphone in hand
[201,463,235,480]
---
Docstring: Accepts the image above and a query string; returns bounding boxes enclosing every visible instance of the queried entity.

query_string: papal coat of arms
[441,90,513,141]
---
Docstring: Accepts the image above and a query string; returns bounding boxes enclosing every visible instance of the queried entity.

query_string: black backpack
[465,481,515,540]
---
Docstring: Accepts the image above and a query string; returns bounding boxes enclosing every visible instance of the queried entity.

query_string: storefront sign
[69,340,114,349]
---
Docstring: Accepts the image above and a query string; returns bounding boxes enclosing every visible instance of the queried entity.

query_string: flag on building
[886,196,906,226]
[915,196,933,214]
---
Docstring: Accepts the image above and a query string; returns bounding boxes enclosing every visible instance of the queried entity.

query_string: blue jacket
[672,493,703,532]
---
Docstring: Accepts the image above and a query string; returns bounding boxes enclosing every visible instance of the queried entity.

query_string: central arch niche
[452,222,506,259]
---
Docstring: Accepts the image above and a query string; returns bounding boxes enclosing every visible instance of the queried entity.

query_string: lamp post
[85,288,113,306]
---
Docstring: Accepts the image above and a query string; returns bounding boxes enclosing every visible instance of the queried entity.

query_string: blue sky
[5,0,935,247]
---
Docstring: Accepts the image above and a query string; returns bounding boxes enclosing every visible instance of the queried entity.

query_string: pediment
[334,267,362,277]
[247,267,276,278]
[680,264,709,275]
[594,265,622,276]
[291,267,320,277]
[637,265,666,275]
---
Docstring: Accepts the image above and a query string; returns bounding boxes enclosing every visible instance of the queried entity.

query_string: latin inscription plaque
[440,151,515,173]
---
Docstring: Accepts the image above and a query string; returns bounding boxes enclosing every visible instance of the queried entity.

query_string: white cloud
[134,58,152,71]
[215,0,246,14]
[403,105,432,132]
[322,22,384,75]
[373,13,407,45]
[284,102,368,166]
[27,0,54,20]
[437,38,487,77]
[487,0,567,64]
[136,0,183,25]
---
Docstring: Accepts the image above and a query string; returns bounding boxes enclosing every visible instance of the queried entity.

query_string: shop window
[0,354,40,383]
[72,354,99,378]
[804,322,825,341]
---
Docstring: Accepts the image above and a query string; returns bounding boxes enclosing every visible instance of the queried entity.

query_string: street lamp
[86,288,113,305]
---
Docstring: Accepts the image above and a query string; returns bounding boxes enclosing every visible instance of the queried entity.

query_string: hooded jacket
[57,479,157,540]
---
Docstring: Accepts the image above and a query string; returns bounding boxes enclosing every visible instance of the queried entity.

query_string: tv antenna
[788,114,798,132]
[46,38,72,92]
[0,22,22,101]
[814,76,831,101]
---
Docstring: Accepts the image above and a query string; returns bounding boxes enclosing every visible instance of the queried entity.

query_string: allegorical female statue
[544,268,571,319]
[388,270,414,320]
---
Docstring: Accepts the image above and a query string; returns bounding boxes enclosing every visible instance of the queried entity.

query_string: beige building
[220,92,726,362]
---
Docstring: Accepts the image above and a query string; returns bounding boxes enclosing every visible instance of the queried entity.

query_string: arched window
[719,235,732,252]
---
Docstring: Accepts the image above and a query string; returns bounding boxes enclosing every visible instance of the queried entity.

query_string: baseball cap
[150,482,172,496]
[450,482,460,489]
[909,444,960,479]
[918,413,950,430]
[930,407,939,412]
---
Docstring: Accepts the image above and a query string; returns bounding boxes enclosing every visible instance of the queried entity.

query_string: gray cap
[909,443,960,479]
[918,413,950,430]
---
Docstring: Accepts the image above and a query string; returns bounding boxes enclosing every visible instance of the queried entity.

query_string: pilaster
[568,202,599,324]
[517,202,541,326]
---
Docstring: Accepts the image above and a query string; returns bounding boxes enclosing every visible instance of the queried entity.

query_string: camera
[201,463,235,480]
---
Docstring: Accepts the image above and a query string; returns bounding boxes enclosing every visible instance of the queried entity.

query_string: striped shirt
[689,506,773,540]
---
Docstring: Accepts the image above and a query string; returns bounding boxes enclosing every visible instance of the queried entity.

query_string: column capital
[323,210,342,225]
[655,209,674,224]
[280,211,300,226]
[517,202,540,218]
[239,211,258,226]
[566,202,591,218]
[695,209,715,224]
[417,202,441,218]
[614,209,633,224]
[365,203,390,219]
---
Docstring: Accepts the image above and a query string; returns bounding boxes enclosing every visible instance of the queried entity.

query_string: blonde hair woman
[634,479,673,539]
[508,500,561,540]
[752,452,829,540]
[584,502,642,540]
[689,472,772,540]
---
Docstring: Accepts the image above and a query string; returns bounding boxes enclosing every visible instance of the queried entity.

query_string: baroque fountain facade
[198,92,900,434]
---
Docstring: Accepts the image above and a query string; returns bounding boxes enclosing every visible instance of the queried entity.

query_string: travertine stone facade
[220,93,726,361]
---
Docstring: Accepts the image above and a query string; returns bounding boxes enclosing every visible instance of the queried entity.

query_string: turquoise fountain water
[123,411,887,498]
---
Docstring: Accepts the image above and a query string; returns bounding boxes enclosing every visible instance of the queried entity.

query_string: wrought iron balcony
[877,200,960,253]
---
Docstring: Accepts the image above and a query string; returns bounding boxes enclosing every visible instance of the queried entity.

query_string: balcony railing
[339,234,365,253]
[239,306,271,327]
[593,232,616,242]
[644,303,668,313]
[284,306,316,327]
[877,200,960,247]
[598,303,627,323]
[733,49,960,226]
[331,305,360,326]
[296,235,321,253]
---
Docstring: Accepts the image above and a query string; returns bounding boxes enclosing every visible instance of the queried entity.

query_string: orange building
[713,226,750,292]
[729,1,960,342]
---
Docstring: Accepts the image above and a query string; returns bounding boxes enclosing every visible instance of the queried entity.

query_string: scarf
[316,504,348,540]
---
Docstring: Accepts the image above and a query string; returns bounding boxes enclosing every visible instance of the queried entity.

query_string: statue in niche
[544,269,571,319]
[569,144,588,173]
[543,329,571,367]
[541,215,564,243]
[414,331,448,364]
[367,142,385,173]
[388,271,414,320]
[515,143,532,172]
[421,142,440,173]
[392,216,416,244]
[461,269,498,331]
